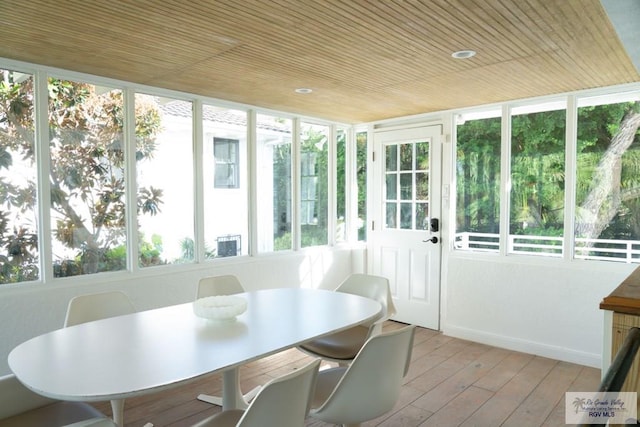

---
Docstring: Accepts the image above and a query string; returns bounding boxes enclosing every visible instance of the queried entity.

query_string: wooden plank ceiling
[0,0,638,123]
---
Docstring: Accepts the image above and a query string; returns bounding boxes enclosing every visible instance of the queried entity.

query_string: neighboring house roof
[160,101,291,134]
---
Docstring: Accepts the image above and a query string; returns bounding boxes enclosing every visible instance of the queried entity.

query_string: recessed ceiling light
[451,50,476,59]
[295,88,313,94]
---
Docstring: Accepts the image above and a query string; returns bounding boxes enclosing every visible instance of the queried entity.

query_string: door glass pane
[384,140,430,231]
[416,172,429,200]
[49,79,126,277]
[386,174,397,200]
[400,143,413,170]
[400,173,412,199]
[416,142,429,169]
[136,95,194,267]
[386,145,397,171]
[203,105,248,259]
[400,203,412,229]
[256,114,292,252]
[0,69,39,283]
[416,203,429,230]
[386,203,397,228]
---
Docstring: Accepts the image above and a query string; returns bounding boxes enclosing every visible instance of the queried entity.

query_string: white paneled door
[370,125,442,330]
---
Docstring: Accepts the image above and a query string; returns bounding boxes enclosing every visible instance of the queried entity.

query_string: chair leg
[243,385,261,402]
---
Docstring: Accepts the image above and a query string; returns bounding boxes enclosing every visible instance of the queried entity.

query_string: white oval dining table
[8,287,381,426]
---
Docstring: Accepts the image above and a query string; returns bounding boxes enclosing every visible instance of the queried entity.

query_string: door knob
[423,236,439,244]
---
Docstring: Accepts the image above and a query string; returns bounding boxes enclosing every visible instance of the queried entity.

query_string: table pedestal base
[110,398,125,427]
[195,368,262,409]
[207,368,260,410]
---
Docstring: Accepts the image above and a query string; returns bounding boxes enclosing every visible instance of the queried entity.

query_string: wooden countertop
[600,266,640,315]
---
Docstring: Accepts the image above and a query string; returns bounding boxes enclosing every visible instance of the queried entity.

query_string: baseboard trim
[443,324,601,368]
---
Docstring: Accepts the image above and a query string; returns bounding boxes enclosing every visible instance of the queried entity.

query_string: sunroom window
[49,79,128,276]
[203,106,248,259]
[256,114,292,252]
[575,92,640,262]
[300,122,329,248]
[508,101,566,257]
[455,110,502,252]
[0,69,39,283]
[136,96,195,267]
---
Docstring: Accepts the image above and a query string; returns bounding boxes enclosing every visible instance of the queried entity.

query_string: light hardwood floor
[92,321,601,427]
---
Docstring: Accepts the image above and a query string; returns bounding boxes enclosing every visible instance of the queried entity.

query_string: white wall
[0,247,354,376]
[2,234,635,377]
[442,253,636,368]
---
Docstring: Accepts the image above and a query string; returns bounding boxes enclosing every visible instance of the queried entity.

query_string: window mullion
[564,95,578,261]
[34,70,53,282]
[194,99,205,262]
[345,127,357,243]
[124,89,139,271]
[247,109,258,256]
[328,124,337,246]
[292,118,301,250]
[499,105,511,256]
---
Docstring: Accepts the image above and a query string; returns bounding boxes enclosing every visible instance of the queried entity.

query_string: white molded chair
[64,291,137,427]
[196,275,245,300]
[191,359,321,427]
[309,325,415,427]
[298,273,396,363]
[64,290,136,327]
[195,275,261,406]
[0,373,113,427]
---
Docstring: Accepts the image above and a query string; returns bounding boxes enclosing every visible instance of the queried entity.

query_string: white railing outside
[454,232,640,263]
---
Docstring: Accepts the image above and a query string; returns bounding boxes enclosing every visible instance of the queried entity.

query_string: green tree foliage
[457,101,640,246]
[576,102,640,242]
[510,110,565,234]
[0,72,38,283]
[0,71,164,283]
[272,142,292,250]
[356,131,368,241]
[456,117,501,233]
